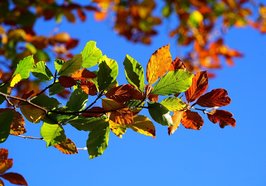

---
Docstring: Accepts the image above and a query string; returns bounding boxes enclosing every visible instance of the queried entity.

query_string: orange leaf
[0,149,12,174]
[54,138,78,155]
[146,44,172,84]
[181,110,203,130]
[148,94,159,102]
[58,76,76,88]
[94,11,107,21]
[196,88,231,107]
[0,173,28,186]
[0,149,8,160]
[169,57,186,71]
[185,71,208,102]
[207,110,236,128]
[50,32,71,43]
[71,68,97,79]
[168,111,184,135]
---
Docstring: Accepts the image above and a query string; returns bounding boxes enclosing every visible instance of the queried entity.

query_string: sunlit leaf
[152,70,193,95]
[86,120,109,159]
[123,55,145,91]
[129,115,155,137]
[0,173,28,186]
[188,10,203,27]
[58,54,82,76]
[54,138,78,154]
[146,44,172,84]
[148,102,173,126]
[181,110,203,130]
[32,61,53,81]
[10,74,22,88]
[207,110,236,128]
[41,122,66,146]
[109,120,126,138]
[66,88,88,111]
[0,110,14,143]
[12,55,34,79]
[196,88,231,107]
[168,111,184,135]
[81,41,102,68]
[185,71,208,102]
[161,97,187,111]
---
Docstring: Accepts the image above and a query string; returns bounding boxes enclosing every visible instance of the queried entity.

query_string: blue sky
[2,4,266,186]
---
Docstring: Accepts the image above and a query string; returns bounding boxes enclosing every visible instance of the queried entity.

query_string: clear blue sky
[2,4,266,186]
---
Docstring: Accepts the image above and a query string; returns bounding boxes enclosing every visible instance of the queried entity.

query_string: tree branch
[16,135,43,140]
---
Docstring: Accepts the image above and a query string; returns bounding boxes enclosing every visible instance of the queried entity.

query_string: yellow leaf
[20,105,46,123]
[168,111,184,135]
[10,74,22,87]
[146,44,172,84]
[109,120,126,138]
[129,115,155,137]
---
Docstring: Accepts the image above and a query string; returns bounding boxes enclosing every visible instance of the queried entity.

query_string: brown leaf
[185,71,208,102]
[169,57,186,71]
[81,107,105,117]
[196,88,231,107]
[148,94,159,102]
[58,76,76,88]
[0,173,28,186]
[168,111,184,135]
[105,84,144,103]
[146,44,172,84]
[181,110,203,130]
[50,32,71,43]
[20,105,46,123]
[0,149,12,174]
[0,149,8,161]
[54,138,78,155]
[77,8,86,22]
[0,109,25,135]
[207,110,236,128]
[0,179,4,186]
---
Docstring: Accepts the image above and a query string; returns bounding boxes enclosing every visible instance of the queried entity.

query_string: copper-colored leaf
[185,71,208,102]
[146,44,172,84]
[105,84,144,103]
[169,57,186,71]
[168,111,184,135]
[148,94,159,102]
[181,110,203,130]
[0,149,12,174]
[71,68,97,79]
[58,76,76,88]
[207,110,236,128]
[54,138,78,154]
[81,107,105,117]
[196,88,231,107]
[50,32,71,43]
[0,173,28,186]
[20,105,46,123]
[0,149,8,161]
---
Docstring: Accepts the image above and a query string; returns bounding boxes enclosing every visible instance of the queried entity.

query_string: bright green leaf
[97,56,118,91]
[86,120,110,159]
[123,55,145,92]
[161,97,187,111]
[32,61,53,81]
[152,70,193,95]
[81,41,102,68]
[54,59,64,72]
[58,54,82,76]
[148,102,173,126]
[0,110,14,143]
[41,122,66,146]
[66,88,88,111]
[13,55,34,78]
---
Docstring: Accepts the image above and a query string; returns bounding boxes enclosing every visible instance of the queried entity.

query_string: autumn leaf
[0,173,28,186]
[146,44,172,84]
[109,120,127,138]
[20,105,46,123]
[181,110,203,130]
[54,138,78,154]
[207,110,236,128]
[129,115,155,137]
[168,111,184,135]
[185,71,208,102]
[0,149,13,174]
[58,76,77,88]
[196,88,231,107]
[169,57,186,71]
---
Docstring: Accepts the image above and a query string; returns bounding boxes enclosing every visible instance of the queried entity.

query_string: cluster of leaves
[0,148,28,186]
[0,41,235,159]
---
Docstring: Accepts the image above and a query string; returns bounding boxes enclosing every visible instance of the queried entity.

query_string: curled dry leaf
[207,110,236,128]
[146,44,172,84]
[181,110,203,130]
[196,88,231,107]
[185,71,208,102]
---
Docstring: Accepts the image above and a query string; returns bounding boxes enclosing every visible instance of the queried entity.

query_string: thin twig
[16,135,43,140]
[84,91,104,111]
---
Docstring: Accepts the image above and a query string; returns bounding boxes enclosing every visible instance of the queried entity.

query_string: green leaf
[13,55,34,78]
[58,54,82,76]
[161,97,187,111]
[148,102,173,126]
[81,41,103,68]
[123,55,145,92]
[70,117,107,131]
[66,88,88,111]
[86,120,110,159]
[32,61,53,81]
[0,110,14,143]
[41,122,66,146]
[49,82,65,96]
[54,59,64,72]
[97,56,118,91]
[188,10,203,27]
[31,94,60,110]
[152,70,193,95]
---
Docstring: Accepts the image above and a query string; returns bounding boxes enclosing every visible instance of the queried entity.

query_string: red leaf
[181,110,203,130]
[169,57,186,71]
[148,94,159,102]
[185,71,208,102]
[58,76,76,88]
[65,39,79,50]
[81,107,105,117]
[0,149,13,174]
[196,88,231,107]
[77,8,86,22]
[207,110,236,128]
[0,172,28,186]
